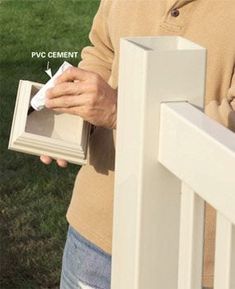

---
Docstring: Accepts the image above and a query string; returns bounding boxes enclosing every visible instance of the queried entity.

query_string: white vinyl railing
[111,36,235,289]
[159,102,235,289]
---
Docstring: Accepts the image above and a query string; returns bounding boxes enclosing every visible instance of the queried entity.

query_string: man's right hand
[40,155,68,168]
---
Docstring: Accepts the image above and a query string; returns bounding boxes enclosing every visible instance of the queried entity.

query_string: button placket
[159,0,199,34]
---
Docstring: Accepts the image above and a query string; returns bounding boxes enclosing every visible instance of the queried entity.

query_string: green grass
[0,1,99,288]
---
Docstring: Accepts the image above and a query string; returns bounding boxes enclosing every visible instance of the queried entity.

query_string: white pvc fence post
[111,36,206,289]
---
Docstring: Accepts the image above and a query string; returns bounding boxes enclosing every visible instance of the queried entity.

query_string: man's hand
[45,67,117,129]
[40,67,117,167]
[40,155,68,168]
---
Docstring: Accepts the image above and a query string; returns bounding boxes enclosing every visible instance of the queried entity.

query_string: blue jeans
[60,226,112,289]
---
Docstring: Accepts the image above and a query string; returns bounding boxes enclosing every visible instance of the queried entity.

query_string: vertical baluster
[214,213,235,289]
[178,183,205,289]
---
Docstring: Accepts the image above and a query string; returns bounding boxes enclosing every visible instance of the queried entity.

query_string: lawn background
[0,1,99,288]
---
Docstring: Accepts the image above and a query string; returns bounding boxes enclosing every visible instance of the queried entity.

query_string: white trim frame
[9,80,90,165]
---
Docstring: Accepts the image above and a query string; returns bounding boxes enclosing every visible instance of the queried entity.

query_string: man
[41,0,235,288]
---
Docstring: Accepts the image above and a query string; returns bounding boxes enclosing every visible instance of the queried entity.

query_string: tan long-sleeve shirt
[66,0,235,287]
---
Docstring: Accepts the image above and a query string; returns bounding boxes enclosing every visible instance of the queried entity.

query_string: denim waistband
[68,226,112,260]
[63,226,112,289]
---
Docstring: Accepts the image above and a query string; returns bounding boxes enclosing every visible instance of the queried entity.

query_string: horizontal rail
[158,102,235,224]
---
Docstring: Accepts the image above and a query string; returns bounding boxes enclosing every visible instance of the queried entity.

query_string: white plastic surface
[214,214,235,289]
[112,36,206,289]
[9,80,89,165]
[178,183,204,289]
[158,102,235,223]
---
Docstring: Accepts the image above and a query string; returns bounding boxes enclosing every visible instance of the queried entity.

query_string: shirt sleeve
[205,67,235,132]
[78,0,113,82]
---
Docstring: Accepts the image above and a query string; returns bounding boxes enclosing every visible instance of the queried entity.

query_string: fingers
[40,155,52,165]
[45,94,86,109]
[55,67,92,84]
[45,82,89,109]
[53,107,81,115]
[40,155,68,168]
[46,82,86,99]
[56,159,68,168]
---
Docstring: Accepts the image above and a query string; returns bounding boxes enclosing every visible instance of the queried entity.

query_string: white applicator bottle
[30,61,73,111]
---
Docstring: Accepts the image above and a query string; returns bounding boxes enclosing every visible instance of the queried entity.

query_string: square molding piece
[9,80,90,165]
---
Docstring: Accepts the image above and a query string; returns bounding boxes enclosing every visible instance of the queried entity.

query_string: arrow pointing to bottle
[45,61,52,78]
